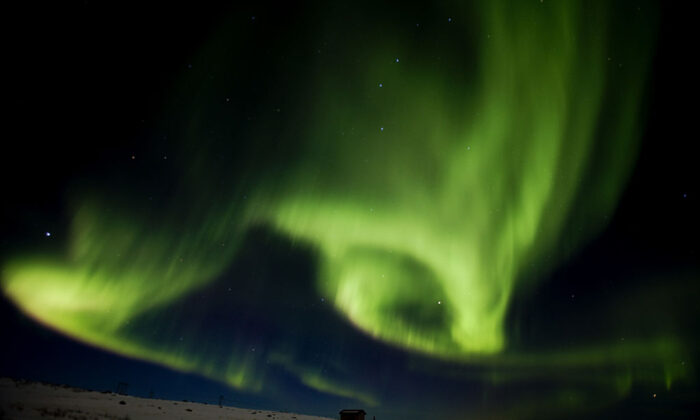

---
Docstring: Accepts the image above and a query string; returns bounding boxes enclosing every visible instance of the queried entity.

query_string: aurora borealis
[1,1,698,419]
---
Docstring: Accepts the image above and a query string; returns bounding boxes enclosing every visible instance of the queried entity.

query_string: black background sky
[1,1,698,419]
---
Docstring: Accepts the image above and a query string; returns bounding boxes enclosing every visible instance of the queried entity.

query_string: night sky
[1,1,698,419]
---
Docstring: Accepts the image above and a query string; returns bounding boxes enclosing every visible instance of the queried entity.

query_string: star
[45,232,51,237]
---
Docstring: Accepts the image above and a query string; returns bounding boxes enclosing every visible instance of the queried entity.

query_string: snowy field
[0,378,335,420]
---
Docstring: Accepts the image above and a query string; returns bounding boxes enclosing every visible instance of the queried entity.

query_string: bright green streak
[1,0,665,403]
[3,200,261,388]
[253,1,646,357]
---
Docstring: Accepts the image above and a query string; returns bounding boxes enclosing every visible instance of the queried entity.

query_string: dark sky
[1,1,698,419]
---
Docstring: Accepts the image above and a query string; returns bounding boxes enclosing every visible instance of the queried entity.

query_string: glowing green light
[254,0,652,358]
[0,0,668,406]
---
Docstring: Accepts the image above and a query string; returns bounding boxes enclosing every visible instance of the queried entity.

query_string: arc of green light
[0,0,663,404]
[257,0,629,357]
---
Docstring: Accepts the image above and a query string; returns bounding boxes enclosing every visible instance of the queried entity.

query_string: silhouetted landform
[339,408,366,420]
[0,377,334,420]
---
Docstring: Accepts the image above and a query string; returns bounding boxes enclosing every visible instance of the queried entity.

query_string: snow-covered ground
[0,377,335,420]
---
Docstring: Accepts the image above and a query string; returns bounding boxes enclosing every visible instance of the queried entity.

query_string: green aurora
[2,0,694,415]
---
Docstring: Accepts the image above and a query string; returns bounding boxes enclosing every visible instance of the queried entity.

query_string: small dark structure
[116,382,129,395]
[339,409,366,420]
